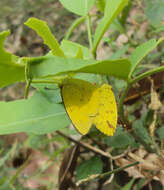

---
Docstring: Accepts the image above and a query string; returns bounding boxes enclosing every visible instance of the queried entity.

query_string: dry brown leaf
[149,80,162,110]
[115,147,164,185]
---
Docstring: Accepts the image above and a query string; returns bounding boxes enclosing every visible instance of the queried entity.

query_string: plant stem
[118,83,132,126]
[65,16,86,40]
[130,65,164,85]
[24,79,31,99]
[76,161,139,186]
[86,14,93,50]
[118,66,164,153]
[119,65,164,124]
[32,79,60,84]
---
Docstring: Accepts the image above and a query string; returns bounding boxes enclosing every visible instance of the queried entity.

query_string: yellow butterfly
[61,78,117,136]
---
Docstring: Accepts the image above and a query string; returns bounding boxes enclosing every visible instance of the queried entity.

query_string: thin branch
[56,131,129,160]
[76,161,139,186]
[65,16,86,40]
[130,65,164,85]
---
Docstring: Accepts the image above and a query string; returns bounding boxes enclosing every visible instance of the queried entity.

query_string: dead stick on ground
[56,131,129,160]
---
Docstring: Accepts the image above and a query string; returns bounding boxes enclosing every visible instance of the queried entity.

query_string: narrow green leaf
[108,44,129,60]
[24,18,65,57]
[0,30,25,88]
[59,0,94,16]
[122,179,135,190]
[0,143,17,167]
[151,25,164,34]
[0,92,70,135]
[129,37,164,78]
[93,0,128,54]
[60,40,90,59]
[119,1,132,26]
[29,55,131,80]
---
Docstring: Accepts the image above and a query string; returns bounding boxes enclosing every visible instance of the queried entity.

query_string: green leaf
[133,120,151,144]
[59,0,94,16]
[32,83,62,104]
[151,25,164,34]
[0,143,16,167]
[119,1,132,26]
[0,92,70,135]
[24,18,65,57]
[60,40,90,59]
[0,30,25,88]
[75,47,83,59]
[93,0,128,53]
[108,44,129,60]
[122,179,135,190]
[96,0,106,13]
[145,0,164,28]
[129,37,164,78]
[104,126,135,148]
[29,55,131,80]
[76,156,102,181]
[157,126,164,140]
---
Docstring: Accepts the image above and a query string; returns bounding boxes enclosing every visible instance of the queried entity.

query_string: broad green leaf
[59,0,94,16]
[129,37,164,78]
[0,92,70,135]
[134,120,151,144]
[104,126,135,148]
[32,83,62,104]
[76,156,102,181]
[60,40,90,59]
[29,55,131,80]
[93,0,128,53]
[24,18,65,57]
[0,30,25,88]
[157,126,164,140]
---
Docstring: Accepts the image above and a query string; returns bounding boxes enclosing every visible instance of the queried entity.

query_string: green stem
[86,14,93,50]
[119,65,164,122]
[130,65,164,85]
[32,79,61,84]
[76,161,139,186]
[24,79,31,99]
[118,65,164,153]
[65,16,86,40]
